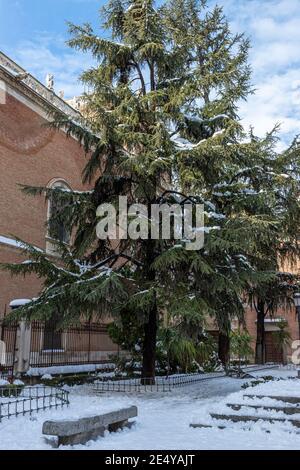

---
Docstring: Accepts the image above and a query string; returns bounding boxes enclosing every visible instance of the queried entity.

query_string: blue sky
[0,0,300,147]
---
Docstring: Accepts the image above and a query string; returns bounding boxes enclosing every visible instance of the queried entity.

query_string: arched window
[47,180,71,245]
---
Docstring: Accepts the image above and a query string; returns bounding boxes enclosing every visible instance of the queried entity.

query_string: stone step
[244,394,300,404]
[190,423,226,430]
[210,413,300,428]
[227,403,300,415]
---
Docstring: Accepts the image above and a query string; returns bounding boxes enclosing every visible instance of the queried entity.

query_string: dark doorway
[43,322,62,351]
[265,331,283,363]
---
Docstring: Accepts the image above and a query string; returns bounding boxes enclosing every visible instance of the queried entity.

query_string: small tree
[230,329,253,375]
[237,135,300,364]
[272,319,292,365]
[248,272,300,364]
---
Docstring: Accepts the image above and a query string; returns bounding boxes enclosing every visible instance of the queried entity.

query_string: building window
[46,180,71,255]
[49,193,70,244]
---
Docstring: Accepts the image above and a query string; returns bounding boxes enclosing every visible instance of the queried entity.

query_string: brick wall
[245,306,299,361]
[0,90,90,317]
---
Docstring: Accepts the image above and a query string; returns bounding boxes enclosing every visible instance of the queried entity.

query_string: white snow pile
[9,299,32,308]
[13,379,24,386]
[0,379,9,386]
[41,374,53,381]
[0,368,300,450]
[191,377,300,430]
[193,379,300,422]
[0,235,24,249]
[26,363,115,377]
[0,235,43,252]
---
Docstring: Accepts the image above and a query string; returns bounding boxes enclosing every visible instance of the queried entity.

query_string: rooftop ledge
[0,50,80,120]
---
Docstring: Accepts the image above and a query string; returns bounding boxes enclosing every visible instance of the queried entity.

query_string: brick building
[208,305,299,365]
[0,51,118,374]
[244,304,299,364]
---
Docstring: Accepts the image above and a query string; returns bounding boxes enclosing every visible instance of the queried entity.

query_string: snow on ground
[26,363,115,376]
[0,367,299,450]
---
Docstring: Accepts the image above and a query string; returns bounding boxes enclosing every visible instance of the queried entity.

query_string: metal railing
[0,323,18,378]
[0,386,69,422]
[0,321,119,377]
[94,365,279,393]
[29,321,119,368]
[94,372,225,393]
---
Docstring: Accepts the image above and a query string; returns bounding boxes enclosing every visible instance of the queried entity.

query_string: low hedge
[0,384,25,398]
[40,373,98,388]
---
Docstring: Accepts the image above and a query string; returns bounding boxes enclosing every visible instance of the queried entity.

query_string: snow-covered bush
[40,373,98,387]
[13,379,25,386]
[41,374,53,381]
[0,379,9,387]
[0,383,25,397]
[241,375,278,389]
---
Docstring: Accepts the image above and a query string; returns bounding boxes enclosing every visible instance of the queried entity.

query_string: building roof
[0,50,81,120]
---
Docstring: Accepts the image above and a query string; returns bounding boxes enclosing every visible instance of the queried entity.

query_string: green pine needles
[2,0,300,380]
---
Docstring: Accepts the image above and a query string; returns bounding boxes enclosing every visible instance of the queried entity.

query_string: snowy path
[0,368,299,450]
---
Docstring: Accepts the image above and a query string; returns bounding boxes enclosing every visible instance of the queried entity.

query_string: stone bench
[210,412,300,428]
[42,405,138,447]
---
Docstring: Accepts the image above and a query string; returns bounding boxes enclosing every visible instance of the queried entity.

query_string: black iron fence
[29,321,119,368]
[94,372,225,393]
[0,386,69,421]
[0,323,18,378]
[94,365,279,393]
[0,321,119,377]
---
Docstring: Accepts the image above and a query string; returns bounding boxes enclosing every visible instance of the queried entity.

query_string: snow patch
[0,379,9,386]
[0,236,43,252]
[1,368,299,450]
[9,299,32,308]
[26,363,115,377]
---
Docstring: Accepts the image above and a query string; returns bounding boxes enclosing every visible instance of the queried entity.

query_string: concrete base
[55,421,135,446]
[58,426,106,447]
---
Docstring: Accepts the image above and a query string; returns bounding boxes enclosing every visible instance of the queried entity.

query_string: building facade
[208,305,299,365]
[0,51,118,374]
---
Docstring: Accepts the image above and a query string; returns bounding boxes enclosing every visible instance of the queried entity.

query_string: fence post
[15,321,32,375]
[88,321,91,363]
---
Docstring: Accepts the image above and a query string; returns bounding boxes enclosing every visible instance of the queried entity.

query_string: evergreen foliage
[230,329,253,374]
[2,0,300,379]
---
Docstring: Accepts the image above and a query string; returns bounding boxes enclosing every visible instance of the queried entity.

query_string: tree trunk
[141,235,157,385]
[218,332,230,370]
[141,300,157,385]
[255,300,265,364]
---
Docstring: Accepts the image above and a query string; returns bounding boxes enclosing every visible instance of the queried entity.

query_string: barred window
[48,181,70,244]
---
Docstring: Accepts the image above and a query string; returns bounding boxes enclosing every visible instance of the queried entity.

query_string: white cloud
[252,17,300,42]
[4,33,92,99]
[240,69,300,134]
[2,0,300,148]
[251,42,299,72]
[218,0,300,147]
